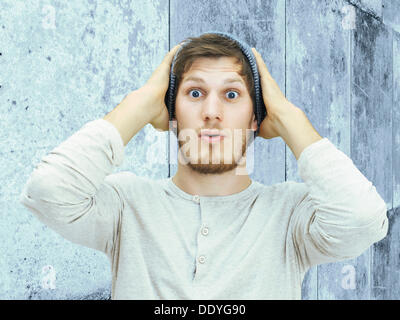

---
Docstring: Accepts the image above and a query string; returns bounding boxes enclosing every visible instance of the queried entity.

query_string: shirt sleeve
[19,118,126,259]
[289,138,389,270]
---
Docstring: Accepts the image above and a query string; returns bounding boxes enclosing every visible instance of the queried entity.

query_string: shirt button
[193,195,200,203]
[201,227,209,236]
[198,255,206,264]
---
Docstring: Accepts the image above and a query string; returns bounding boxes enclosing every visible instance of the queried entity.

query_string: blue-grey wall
[1,0,398,299]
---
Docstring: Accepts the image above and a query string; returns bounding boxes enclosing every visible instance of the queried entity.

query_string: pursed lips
[199,129,225,143]
[199,129,225,137]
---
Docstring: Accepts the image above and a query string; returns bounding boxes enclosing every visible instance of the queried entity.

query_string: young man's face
[174,56,257,175]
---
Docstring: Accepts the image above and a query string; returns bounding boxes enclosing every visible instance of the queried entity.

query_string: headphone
[164,30,267,136]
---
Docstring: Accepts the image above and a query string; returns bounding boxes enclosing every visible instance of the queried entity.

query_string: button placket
[193,197,211,283]
[197,224,208,270]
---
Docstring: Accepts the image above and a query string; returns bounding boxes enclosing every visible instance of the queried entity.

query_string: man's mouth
[200,135,224,143]
[199,129,225,143]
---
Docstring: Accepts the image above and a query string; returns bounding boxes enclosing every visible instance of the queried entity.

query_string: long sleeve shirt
[19,118,389,300]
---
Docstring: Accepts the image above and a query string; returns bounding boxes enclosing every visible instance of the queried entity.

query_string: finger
[162,44,182,66]
[251,48,273,80]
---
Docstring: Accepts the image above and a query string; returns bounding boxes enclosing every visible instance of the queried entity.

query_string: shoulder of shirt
[102,171,164,196]
[103,170,152,184]
[255,179,310,206]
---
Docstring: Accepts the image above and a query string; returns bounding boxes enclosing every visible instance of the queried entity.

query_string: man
[20,35,389,300]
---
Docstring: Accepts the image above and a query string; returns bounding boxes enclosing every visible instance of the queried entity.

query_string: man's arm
[288,137,388,269]
[19,118,127,258]
[269,107,388,269]
[251,47,323,157]
[103,86,164,147]
[19,44,182,257]
[263,84,388,269]
[251,47,388,269]
[104,43,182,145]
[19,90,160,257]
[263,104,323,160]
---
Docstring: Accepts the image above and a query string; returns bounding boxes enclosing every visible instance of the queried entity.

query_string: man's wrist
[273,105,322,160]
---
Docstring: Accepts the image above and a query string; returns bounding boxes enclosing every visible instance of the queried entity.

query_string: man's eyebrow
[182,76,244,85]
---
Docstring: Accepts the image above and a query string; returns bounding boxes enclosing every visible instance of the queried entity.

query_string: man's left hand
[251,47,301,140]
[251,47,322,160]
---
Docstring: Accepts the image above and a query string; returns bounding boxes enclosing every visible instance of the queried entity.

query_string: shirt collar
[164,176,261,202]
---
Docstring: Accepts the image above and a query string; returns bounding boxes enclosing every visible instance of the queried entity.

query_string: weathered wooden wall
[2,0,398,299]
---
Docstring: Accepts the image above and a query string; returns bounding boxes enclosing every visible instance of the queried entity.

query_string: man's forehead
[181,56,244,84]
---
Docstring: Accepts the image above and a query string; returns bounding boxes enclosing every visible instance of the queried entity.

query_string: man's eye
[226,91,239,99]
[188,89,202,98]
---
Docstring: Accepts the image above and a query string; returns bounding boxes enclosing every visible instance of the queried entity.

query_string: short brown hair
[172,33,255,112]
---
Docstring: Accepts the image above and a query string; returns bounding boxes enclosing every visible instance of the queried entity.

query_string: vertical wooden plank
[392,26,400,210]
[169,0,286,187]
[371,30,399,300]
[286,0,354,299]
[351,12,392,212]
[314,4,393,300]
[350,6,393,300]
[314,3,393,300]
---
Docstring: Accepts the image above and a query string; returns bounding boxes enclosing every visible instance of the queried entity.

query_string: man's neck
[172,163,252,197]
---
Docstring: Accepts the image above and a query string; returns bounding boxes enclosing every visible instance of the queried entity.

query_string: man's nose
[201,91,223,122]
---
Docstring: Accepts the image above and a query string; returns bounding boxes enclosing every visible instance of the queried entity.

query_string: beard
[176,126,254,175]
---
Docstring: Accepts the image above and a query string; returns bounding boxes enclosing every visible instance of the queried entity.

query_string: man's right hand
[104,44,182,146]
[142,43,182,131]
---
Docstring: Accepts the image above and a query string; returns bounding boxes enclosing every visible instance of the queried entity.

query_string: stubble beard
[177,128,250,175]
